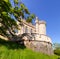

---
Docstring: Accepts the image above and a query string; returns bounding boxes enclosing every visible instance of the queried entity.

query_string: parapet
[39,20,46,25]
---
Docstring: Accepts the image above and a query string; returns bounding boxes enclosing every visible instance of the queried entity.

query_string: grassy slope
[0,39,59,59]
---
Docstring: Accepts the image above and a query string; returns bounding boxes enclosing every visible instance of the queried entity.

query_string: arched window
[22,25,24,33]
[25,26,28,33]
[31,29,32,34]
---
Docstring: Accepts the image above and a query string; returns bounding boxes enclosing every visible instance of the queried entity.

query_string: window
[31,29,32,34]
[25,26,28,33]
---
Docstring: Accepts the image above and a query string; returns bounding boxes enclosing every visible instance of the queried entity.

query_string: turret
[39,20,46,35]
[35,17,39,34]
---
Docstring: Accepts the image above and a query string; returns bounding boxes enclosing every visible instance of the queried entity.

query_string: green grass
[0,38,59,59]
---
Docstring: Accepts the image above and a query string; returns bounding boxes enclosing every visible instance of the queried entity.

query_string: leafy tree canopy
[0,0,35,38]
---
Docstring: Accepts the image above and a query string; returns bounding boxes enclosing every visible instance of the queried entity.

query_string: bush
[54,48,60,56]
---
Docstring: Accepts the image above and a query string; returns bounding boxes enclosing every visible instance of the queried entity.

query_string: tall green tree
[0,0,35,38]
[53,43,60,56]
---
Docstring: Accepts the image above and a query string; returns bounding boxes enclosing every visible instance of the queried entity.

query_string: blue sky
[21,0,60,43]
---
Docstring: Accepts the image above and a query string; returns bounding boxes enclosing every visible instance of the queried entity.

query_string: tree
[53,43,60,56]
[54,48,60,56]
[0,0,35,39]
[53,43,60,49]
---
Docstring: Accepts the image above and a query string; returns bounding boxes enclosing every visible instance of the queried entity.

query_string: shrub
[54,48,60,56]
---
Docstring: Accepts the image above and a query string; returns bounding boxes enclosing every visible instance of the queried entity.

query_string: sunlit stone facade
[16,17,52,44]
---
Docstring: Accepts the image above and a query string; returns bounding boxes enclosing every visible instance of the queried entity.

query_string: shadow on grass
[0,38,26,50]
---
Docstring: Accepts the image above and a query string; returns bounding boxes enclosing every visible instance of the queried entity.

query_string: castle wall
[21,32,53,55]
[24,40,53,55]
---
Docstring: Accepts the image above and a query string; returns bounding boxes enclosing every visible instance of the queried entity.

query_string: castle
[15,17,53,55]
[0,17,53,55]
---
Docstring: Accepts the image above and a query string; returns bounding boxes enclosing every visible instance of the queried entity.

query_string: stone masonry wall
[24,40,53,55]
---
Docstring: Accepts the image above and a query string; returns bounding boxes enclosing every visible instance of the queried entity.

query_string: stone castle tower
[35,17,46,35]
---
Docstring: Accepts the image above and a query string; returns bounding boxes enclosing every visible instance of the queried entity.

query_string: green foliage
[53,43,60,56]
[0,39,59,59]
[14,0,18,4]
[54,47,60,56]
[0,0,35,38]
[0,0,17,37]
[26,14,35,23]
